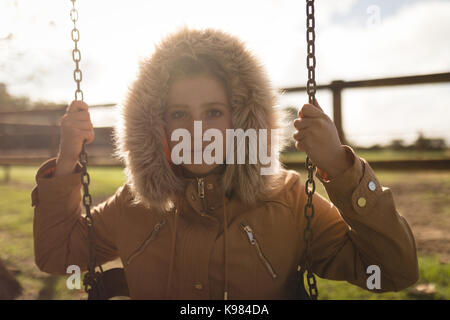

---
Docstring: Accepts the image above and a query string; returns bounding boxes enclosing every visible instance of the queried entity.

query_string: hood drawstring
[166,198,181,299]
[223,194,229,300]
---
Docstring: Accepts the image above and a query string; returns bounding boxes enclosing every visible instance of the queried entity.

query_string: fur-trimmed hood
[113,26,287,210]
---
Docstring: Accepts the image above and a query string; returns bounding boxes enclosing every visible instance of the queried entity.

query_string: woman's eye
[207,109,223,118]
[171,111,186,119]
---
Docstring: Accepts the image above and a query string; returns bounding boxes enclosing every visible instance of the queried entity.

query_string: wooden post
[330,80,347,145]
[49,125,60,158]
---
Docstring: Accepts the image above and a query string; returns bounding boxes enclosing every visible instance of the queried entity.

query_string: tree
[0,83,30,111]
[0,83,62,112]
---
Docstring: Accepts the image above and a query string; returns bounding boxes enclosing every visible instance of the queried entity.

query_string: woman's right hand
[56,101,95,171]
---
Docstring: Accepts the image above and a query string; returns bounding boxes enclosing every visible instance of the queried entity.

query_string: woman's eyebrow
[202,102,229,108]
[167,102,228,109]
[167,104,189,110]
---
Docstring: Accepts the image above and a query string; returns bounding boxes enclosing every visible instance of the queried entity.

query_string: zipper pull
[126,219,167,265]
[153,219,166,234]
[241,224,256,245]
[240,223,278,279]
[197,177,205,199]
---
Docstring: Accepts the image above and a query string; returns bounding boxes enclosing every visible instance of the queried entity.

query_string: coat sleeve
[31,158,122,275]
[295,146,419,292]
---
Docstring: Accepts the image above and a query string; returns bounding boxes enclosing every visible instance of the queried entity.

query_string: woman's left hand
[293,99,351,179]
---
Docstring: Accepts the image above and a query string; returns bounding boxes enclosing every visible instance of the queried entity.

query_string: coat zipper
[126,219,167,265]
[240,223,278,279]
[197,177,205,199]
[196,177,208,212]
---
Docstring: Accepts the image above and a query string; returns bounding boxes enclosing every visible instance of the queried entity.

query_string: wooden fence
[0,73,449,178]
[281,72,450,145]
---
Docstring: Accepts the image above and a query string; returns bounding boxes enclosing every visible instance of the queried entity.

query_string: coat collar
[181,164,227,218]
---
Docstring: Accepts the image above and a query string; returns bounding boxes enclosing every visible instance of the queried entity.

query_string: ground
[379,170,450,264]
[0,163,448,299]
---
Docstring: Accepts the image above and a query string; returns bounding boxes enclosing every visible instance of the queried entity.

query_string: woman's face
[165,74,233,175]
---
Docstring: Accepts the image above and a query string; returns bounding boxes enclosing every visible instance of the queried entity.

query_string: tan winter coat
[31,27,419,299]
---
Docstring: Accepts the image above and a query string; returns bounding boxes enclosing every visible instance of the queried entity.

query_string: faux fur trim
[112,26,289,210]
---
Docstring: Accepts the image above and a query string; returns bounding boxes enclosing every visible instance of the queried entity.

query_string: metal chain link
[303,0,318,300]
[70,0,101,295]
[70,0,83,102]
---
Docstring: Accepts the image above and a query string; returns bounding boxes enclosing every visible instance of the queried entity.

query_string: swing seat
[296,268,313,300]
[85,267,310,300]
[87,268,130,300]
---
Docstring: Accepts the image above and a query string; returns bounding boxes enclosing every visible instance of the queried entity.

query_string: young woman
[31,27,419,299]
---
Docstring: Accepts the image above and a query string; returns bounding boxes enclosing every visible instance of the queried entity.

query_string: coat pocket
[125,218,167,266]
[240,222,277,279]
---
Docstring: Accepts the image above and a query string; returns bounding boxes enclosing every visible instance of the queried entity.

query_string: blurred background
[0,0,449,300]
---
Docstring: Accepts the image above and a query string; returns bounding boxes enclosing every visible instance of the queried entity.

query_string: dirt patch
[389,182,450,263]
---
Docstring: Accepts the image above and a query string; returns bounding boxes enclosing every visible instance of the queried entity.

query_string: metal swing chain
[70,0,101,294]
[303,0,318,300]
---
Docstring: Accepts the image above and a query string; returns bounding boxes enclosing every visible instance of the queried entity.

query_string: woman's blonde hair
[166,54,232,106]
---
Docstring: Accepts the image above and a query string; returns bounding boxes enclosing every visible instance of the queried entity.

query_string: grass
[0,165,126,300]
[0,162,448,299]
[317,256,450,300]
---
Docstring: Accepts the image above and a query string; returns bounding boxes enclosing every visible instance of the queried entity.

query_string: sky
[1,0,449,146]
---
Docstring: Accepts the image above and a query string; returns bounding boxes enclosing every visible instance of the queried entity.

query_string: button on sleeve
[350,159,383,215]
